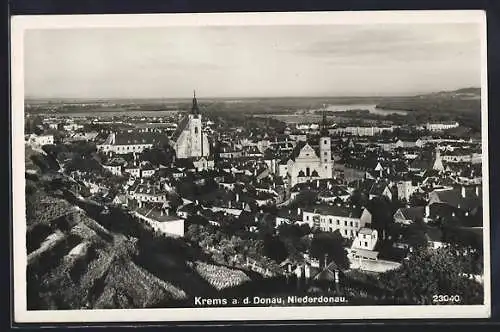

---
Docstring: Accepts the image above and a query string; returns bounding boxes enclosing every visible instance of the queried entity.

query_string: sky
[24,23,482,99]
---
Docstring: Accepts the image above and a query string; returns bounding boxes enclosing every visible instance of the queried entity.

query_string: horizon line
[24,87,480,102]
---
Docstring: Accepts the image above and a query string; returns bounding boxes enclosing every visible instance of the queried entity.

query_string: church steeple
[191,90,199,115]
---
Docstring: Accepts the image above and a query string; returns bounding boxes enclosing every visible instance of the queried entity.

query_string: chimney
[297,207,301,215]
[236,193,240,202]
[425,204,430,218]
[316,180,320,188]
[461,186,466,198]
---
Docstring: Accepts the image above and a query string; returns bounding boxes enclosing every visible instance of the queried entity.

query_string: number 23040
[432,295,461,303]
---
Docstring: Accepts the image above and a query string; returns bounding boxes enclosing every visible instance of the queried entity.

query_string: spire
[320,107,328,136]
[191,89,199,114]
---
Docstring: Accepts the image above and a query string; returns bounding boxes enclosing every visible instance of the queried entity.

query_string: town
[24,89,485,308]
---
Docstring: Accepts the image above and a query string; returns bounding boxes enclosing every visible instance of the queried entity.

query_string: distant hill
[418,87,481,99]
[376,87,481,114]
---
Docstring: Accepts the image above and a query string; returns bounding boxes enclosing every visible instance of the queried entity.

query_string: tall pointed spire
[191,89,199,114]
[320,107,328,136]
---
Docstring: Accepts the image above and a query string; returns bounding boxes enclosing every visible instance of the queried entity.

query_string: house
[275,207,303,227]
[97,131,165,155]
[26,134,54,147]
[134,203,184,237]
[350,228,380,261]
[427,185,482,220]
[393,207,425,225]
[102,162,122,176]
[128,180,168,205]
[192,156,215,172]
[352,228,378,251]
[368,181,393,201]
[302,203,372,239]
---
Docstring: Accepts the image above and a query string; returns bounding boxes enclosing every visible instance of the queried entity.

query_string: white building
[352,228,378,251]
[26,134,54,146]
[102,163,122,176]
[302,203,372,239]
[97,132,156,155]
[282,112,334,189]
[134,206,184,237]
[425,121,459,131]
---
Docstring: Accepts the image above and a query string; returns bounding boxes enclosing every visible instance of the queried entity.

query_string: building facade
[171,91,210,159]
[284,112,334,188]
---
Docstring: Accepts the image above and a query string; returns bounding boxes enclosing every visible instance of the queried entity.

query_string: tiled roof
[170,116,190,142]
[432,187,482,211]
[304,203,364,219]
[114,132,167,146]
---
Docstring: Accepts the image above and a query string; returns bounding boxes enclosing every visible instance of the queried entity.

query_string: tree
[403,220,428,249]
[367,197,393,240]
[290,190,318,208]
[263,234,288,263]
[379,246,484,304]
[310,231,350,270]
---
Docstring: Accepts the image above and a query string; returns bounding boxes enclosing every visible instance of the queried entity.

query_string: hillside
[25,167,257,309]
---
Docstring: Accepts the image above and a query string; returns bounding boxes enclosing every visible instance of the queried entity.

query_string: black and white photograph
[11,11,490,322]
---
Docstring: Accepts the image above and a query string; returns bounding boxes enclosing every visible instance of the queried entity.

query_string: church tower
[319,110,333,177]
[189,90,204,157]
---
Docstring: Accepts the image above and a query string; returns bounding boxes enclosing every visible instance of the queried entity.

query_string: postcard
[11,10,490,322]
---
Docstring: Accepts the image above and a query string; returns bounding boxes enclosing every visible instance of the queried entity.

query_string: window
[195,127,199,134]
[306,215,310,221]
[306,167,311,177]
[364,242,368,247]
[324,152,328,156]
[324,139,327,144]
[337,220,340,225]
[350,221,353,227]
[344,221,347,226]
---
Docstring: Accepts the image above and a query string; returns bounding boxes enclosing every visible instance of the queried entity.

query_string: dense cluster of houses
[26,97,483,276]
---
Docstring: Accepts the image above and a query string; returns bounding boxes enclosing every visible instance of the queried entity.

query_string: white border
[11,11,490,323]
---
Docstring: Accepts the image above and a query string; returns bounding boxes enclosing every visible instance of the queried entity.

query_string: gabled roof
[431,187,482,211]
[398,207,425,221]
[303,203,364,219]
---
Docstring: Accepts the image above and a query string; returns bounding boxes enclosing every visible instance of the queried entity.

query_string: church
[171,91,211,160]
[282,112,334,189]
